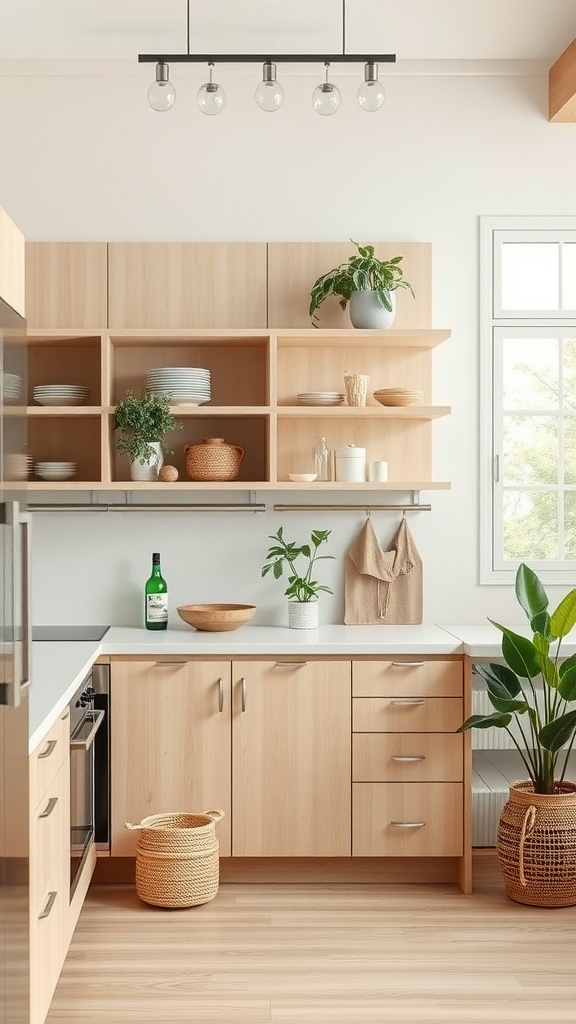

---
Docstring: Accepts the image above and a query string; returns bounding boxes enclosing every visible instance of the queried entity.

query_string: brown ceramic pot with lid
[184,437,245,481]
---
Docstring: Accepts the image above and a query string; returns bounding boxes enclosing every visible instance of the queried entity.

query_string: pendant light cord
[186,0,190,56]
[342,0,346,56]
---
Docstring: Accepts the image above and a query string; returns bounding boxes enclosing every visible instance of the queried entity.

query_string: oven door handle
[70,709,105,751]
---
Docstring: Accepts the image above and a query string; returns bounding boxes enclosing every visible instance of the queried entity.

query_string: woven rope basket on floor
[125,810,224,909]
[496,781,576,907]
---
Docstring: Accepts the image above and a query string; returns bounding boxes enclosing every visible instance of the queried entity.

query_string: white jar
[335,445,367,483]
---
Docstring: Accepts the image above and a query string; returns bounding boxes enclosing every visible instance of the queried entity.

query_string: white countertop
[29,641,104,753]
[441,623,576,659]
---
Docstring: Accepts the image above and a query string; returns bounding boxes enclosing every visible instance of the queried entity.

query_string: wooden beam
[549,37,576,122]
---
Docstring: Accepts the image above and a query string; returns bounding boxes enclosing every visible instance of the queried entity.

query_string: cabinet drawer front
[30,710,69,806]
[353,733,463,782]
[353,783,463,857]
[352,659,462,698]
[353,696,463,733]
[30,857,67,1024]
[31,764,69,908]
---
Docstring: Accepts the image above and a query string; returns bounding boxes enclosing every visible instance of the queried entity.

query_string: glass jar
[312,436,332,481]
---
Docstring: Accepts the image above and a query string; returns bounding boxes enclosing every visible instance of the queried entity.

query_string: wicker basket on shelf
[184,437,244,481]
[125,809,224,909]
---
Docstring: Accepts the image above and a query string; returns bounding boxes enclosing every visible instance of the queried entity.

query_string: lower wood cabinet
[111,659,232,856]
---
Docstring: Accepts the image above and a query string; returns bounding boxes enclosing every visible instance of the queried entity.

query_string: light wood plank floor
[47,861,576,1024]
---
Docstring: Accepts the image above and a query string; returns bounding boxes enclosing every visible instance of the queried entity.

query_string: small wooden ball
[159,465,179,482]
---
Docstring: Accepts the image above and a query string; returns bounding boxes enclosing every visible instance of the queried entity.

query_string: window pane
[562,244,576,310]
[503,415,558,485]
[564,418,576,485]
[501,243,559,311]
[564,492,576,558]
[503,491,558,559]
[563,339,576,412]
[502,337,558,409]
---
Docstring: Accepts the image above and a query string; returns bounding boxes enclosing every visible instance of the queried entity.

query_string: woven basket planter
[496,781,576,907]
[125,810,224,909]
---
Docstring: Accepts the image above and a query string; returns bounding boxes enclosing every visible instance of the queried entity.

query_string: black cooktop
[32,625,110,642]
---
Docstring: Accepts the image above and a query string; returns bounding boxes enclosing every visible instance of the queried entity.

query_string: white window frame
[480,215,576,585]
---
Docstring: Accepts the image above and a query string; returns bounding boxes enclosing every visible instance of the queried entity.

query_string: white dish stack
[297,391,344,406]
[34,461,77,481]
[3,453,33,480]
[147,367,211,406]
[2,372,23,403]
[33,384,90,406]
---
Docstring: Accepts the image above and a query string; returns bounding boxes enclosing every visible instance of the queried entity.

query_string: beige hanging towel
[344,517,423,624]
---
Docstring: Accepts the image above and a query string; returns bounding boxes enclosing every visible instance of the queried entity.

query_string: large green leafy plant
[309,240,414,326]
[114,390,181,464]
[261,527,334,602]
[458,563,576,794]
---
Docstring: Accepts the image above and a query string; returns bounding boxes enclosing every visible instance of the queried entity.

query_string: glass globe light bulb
[312,64,341,116]
[147,62,176,112]
[255,62,284,112]
[357,62,385,112]
[197,65,226,115]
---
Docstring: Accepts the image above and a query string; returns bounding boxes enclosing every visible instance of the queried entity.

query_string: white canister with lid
[335,445,367,483]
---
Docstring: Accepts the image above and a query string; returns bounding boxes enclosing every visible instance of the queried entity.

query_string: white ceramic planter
[288,601,319,629]
[130,442,164,482]
[349,289,396,329]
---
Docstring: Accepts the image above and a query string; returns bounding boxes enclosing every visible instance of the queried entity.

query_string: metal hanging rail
[272,503,431,512]
[28,503,267,513]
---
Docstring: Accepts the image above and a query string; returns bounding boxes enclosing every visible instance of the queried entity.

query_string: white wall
[2,66,575,626]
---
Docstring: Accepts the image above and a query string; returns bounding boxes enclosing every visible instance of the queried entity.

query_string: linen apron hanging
[344,517,423,625]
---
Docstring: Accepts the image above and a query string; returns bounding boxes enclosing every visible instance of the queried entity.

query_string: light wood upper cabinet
[267,242,432,329]
[232,660,351,857]
[0,204,25,317]
[111,659,232,856]
[25,243,107,329]
[108,242,268,329]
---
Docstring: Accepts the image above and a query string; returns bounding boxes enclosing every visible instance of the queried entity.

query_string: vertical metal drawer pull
[390,661,425,668]
[38,797,58,819]
[38,891,57,920]
[390,699,425,706]
[390,821,426,828]
[391,755,426,762]
[218,678,224,713]
[38,739,57,760]
[241,677,247,712]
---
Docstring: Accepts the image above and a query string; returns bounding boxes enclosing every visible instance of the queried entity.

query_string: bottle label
[146,594,168,622]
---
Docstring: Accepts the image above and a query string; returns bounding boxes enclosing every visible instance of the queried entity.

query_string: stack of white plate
[3,453,33,481]
[297,391,345,407]
[33,385,90,406]
[147,367,211,406]
[2,372,22,403]
[34,461,77,481]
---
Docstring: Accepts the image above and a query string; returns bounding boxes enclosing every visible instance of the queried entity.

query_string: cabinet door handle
[241,677,247,712]
[390,821,425,828]
[38,891,57,920]
[390,661,425,668]
[274,661,308,668]
[390,699,425,706]
[391,755,426,762]
[154,661,186,667]
[218,678,224,713]
[37,739,57,760]
[60,709,70,721]
[38,797,58,819]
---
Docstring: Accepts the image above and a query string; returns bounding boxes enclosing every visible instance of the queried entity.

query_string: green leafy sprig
[261,527,334,603]
[114,390,182,464]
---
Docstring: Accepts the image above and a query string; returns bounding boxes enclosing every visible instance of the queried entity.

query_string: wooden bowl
[177,603,256,632]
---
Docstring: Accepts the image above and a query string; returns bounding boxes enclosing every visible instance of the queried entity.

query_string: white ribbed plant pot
[288,601,319,629]
[349,290,396,329]
[130,442,164,482]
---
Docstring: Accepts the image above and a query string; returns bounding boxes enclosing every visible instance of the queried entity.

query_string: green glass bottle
[144,552,168,630]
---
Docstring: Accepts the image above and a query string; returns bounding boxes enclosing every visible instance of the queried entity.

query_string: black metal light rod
[138,53,396,64]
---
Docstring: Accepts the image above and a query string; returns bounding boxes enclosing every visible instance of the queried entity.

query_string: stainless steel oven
[69,663,109,896]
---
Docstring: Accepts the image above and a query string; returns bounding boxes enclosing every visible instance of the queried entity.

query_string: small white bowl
[288,473,318,483]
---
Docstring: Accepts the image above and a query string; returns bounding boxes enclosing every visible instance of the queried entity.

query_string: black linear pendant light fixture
[140,0,395,115]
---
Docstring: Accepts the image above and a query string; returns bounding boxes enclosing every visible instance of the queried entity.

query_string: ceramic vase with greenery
[114,390,181,481]
[459,562,576,906]
[261,527,334,628]
[309,241,415,328]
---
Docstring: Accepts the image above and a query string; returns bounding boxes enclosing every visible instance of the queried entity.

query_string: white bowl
[288,473,318,483]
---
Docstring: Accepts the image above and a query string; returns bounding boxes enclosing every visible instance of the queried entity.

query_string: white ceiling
[0,0,573,65]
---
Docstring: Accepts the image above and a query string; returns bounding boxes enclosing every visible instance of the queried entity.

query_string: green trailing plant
[261,527,334,603]
[458,562,576,794]
[114,389,182,464]
[309,240,415,326]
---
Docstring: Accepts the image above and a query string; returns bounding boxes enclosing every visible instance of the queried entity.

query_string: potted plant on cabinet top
[458,562,576,907]
[309,240,415,329]
[261,527,334,629]
[114,389,181,482]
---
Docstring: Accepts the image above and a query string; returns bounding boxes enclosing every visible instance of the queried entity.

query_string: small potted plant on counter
[114,389,181,482]
[261,527,334,629]
[458,562,576,907]
[309,240,415,328]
